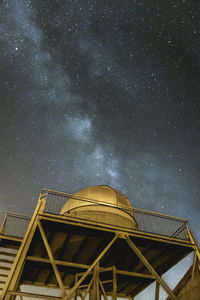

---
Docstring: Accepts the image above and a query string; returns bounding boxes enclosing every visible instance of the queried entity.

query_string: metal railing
[43,190,69,215]
[41,189,189,241]
[133,208,188,240]
[0,190,188,241]
[0,213,31,238]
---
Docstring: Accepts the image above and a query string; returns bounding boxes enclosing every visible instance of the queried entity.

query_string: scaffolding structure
[0,188,199,299]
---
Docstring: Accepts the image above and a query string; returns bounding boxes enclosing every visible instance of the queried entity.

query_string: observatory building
[60,185,137,229]
[0,185,199,299]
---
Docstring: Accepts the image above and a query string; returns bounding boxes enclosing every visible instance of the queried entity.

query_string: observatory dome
[60,185,137,229]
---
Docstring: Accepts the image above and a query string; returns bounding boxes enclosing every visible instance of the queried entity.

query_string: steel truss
[0,195,198,300]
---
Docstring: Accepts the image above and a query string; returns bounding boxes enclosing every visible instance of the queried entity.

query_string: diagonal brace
[62,235,117,300]
[125,235,178,300]
[38,220,66,296]
[99,279,108,300]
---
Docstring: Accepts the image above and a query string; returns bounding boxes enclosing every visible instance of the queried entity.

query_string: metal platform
[0,189,199,300]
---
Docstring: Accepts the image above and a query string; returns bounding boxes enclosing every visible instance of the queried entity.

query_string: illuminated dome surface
[60,185,137,229]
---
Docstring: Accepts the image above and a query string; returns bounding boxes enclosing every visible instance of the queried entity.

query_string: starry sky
[1,0,200,298]
[1,0,200,234]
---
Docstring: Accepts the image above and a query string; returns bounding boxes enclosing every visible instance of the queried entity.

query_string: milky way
[0,0,200,298]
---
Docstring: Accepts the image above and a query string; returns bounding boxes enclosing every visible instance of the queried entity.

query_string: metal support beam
[99,279,108,300]
[112,265,117,300]
[125,235,178,300]
[186,227,200,270]
[38,220,66,297]
[191,251,197,287]
[74,274,78,300]
[117,269,154,279]
[1,198,46,300]
[82,277,94,300]
[188,251,197,299]
[27,255,89,270]
[155,281,160,300]
[90,263,100,300]
[41,214,192,248]
[62,235,117,300]
[95,263,100,300]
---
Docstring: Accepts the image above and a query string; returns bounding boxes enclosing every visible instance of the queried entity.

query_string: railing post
[0,214,7,234]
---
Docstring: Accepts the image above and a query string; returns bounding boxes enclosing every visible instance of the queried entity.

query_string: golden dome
[60,185,137,229]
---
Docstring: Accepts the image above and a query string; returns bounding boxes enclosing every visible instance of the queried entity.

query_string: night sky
[0,0,200,296]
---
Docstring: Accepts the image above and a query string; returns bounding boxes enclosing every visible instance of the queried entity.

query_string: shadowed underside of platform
[20,217,192,298]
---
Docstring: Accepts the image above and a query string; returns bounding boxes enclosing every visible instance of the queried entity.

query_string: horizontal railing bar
[42,188,188,223]
[45,192,134,212]
[133,208,188,222]
[0,189,189,241]
[42,189,189,241]
[5,212,31,220]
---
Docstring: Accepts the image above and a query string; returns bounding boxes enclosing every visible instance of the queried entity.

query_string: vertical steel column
[89,263,100,300]
[188,251,197,299]
[112,266,117,300]
[155,281,160,300]
[191,252,197,287]
[74,274,78,300]
[186,227,200,269]
[95,263,100,300]
[1,197,46,300]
